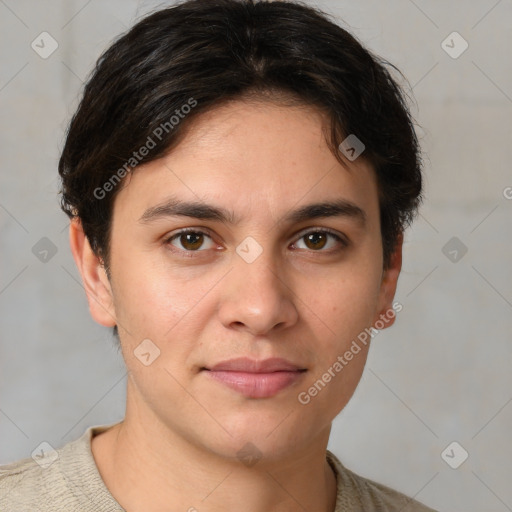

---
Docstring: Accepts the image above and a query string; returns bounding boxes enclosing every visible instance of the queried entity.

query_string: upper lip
[205,357,306,373]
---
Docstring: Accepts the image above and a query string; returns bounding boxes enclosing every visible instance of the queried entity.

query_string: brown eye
[179,232,204,250]
[294,230,347,252]
[304,232,328,250]
[167,230,214,251]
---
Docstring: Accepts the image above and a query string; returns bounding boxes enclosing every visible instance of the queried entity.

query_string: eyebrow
[138,196,367,227]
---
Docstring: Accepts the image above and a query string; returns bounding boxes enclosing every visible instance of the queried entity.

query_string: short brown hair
[58,0,422,272]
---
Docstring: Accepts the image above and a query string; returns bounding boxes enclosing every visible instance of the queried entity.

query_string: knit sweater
[0,424,437,511]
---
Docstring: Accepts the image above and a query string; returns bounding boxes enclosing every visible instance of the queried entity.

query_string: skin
[70,99,402,512]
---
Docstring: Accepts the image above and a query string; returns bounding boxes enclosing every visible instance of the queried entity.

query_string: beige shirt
[0,424,437,511]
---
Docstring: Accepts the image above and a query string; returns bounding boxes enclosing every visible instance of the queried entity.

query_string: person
[0,0,437,510]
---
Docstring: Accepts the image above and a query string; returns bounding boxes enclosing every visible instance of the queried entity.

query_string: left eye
[293,230,345,251]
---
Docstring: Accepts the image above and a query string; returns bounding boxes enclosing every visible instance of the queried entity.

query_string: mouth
[201,357,307,399]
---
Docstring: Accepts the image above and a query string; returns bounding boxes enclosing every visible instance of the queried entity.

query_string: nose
[217,246,299,336]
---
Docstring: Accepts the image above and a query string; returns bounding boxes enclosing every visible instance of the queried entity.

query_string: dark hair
[58,0,422,275]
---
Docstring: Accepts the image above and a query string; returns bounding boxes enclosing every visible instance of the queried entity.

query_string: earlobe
[68,218,117,328]
[373,233,403,329]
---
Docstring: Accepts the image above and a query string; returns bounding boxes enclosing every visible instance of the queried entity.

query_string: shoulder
[0,452,63,510]
[327,450,438,512]
[0,423,122,512]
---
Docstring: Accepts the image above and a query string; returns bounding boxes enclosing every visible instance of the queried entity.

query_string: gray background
[1,1,511,510]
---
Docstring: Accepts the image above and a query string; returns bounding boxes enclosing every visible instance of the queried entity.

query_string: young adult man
[0,1,436,510]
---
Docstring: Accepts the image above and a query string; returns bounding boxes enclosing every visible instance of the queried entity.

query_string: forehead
[113,100,380,227]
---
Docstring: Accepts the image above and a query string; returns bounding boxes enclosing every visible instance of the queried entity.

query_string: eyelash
[164,227,349,256]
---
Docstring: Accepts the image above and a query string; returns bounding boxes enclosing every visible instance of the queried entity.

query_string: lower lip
[204,370,305,398]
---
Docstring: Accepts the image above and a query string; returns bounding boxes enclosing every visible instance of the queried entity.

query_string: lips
[202,357,307,399]
[207,357,305,373]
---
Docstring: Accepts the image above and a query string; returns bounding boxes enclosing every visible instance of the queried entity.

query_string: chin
[204,407,322,461]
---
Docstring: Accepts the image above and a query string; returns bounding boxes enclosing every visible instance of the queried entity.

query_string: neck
[92,382,338,512]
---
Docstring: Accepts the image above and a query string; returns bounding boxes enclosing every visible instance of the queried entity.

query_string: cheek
[311,262,382,335]
[109,250,172,338]
[298,257,381,393]
[298,279,376,418]
[110,250,219,346]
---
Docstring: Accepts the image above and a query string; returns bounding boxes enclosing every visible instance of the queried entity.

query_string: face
[73,99,401,463]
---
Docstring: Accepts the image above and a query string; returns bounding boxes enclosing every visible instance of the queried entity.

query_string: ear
[372,232,403,329]
[68,218,117,328]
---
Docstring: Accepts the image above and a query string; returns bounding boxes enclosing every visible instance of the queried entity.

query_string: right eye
[165,229,216,252]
